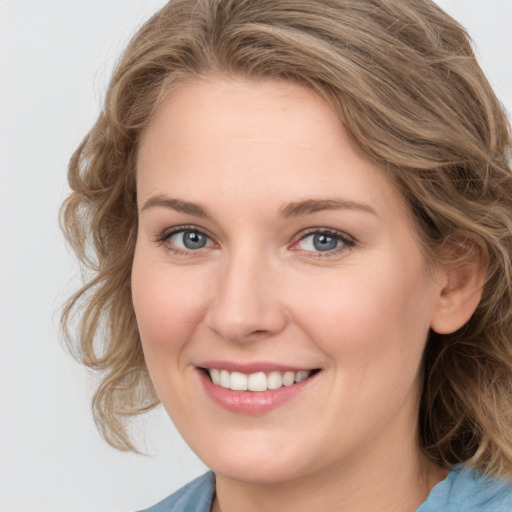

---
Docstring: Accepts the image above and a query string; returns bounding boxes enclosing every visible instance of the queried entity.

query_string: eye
[294,229,354,254]
[160,227,215,253]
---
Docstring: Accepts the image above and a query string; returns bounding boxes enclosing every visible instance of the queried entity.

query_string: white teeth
[207,368,313,391]
[248,372,267,391]
[230,371,248,391]
[282,371,295,386]
[295,370,309,383]
[267,371,283,390]
[210,368,221,385]
[220,369,230,388]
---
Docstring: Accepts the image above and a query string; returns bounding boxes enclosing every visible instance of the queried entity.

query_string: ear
[430,253,487,335]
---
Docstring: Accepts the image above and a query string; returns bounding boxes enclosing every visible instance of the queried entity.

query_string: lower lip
[198,370,318,414]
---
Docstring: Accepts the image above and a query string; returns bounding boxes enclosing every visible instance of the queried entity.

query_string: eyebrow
[279,198,377,217]
[140,195,377,218]
[141,196,211,218]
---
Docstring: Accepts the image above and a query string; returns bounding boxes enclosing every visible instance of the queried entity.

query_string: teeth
[282,371,295,386]
[295,370,309,383]
[210,368,221,385]
[220,369,230,388]
[267,371,283,390]
[248,372,267,392]
[207,368,313,392]
[230,371,248,391]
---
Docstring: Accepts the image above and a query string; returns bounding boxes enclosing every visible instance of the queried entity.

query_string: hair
[61,0,512,477]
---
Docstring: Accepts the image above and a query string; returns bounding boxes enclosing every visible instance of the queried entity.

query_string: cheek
[292,262,435,440]
[131,251,209,359]
[293,260,435,373]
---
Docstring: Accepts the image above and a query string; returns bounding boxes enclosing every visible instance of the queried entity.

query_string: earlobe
[430,258,487,335]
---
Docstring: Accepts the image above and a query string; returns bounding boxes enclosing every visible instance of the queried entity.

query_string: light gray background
[0,1,511,511]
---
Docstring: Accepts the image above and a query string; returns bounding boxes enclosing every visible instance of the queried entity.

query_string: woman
[61,0,512,510]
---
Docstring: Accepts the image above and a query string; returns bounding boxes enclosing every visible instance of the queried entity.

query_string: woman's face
[132,77,446,483]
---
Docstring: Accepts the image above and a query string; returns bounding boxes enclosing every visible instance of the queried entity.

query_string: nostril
[205,291,289,342]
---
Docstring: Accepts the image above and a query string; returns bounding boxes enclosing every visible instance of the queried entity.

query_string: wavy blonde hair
[61,0,512,476]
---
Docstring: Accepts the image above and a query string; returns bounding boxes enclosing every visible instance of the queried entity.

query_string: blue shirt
[139,465,512,511]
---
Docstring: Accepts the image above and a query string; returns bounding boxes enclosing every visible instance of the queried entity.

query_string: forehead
[136,76,406,221]
[139,76,346,162]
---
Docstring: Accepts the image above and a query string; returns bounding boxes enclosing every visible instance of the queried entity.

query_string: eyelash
[156,225,355,257]
[156,225,215,256]
[291,228,355,258]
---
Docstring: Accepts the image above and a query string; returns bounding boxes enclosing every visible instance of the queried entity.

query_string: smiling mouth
[201,368,321,392]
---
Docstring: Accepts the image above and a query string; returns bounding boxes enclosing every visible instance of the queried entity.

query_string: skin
[132,76,480,511]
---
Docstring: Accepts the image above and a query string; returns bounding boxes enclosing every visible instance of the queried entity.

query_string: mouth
[197,361,322,414]
[200,367,321,392]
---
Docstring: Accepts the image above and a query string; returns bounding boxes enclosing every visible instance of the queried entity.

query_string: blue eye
[296,230,353,253]
[166,229,212,250]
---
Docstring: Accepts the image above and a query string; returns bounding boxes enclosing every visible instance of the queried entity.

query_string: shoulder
[137,472,215,512]
[418,465,512,512]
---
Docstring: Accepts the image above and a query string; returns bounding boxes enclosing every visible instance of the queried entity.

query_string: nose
[204,250,288,343]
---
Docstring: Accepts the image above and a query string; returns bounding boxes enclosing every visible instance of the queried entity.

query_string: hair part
[61,0,512,476]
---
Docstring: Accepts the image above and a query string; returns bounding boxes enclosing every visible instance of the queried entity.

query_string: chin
[188,430,322,485]
[211,458,308,485]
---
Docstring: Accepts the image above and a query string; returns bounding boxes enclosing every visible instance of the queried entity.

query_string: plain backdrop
[0,1,511,511]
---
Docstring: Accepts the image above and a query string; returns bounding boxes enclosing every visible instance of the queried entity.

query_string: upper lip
[197,360,318,374]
